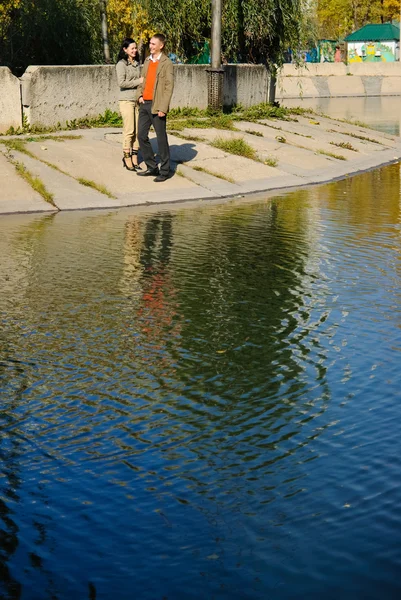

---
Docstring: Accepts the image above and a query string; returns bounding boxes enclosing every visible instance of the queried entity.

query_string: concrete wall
[21,65,119,128]
[0,67,22,134]
[276,61,401,99]
[171,65,208,109]
[20,64,268,127]
[281,63,348,77]
[281,62,401,77]
[1,62,401,132]
[223,64,268,106]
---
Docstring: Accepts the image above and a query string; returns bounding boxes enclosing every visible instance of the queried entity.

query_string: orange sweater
[143,60,158,100]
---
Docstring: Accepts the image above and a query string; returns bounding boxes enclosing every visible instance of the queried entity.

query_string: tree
[317,0,401,39]
[107,0,155,59]
[139,0,311,67]
[137,0,211,60]
[0,0,103,74]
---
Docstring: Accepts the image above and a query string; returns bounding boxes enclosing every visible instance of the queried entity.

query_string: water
[283,96,401,135]
[1,173,401,598]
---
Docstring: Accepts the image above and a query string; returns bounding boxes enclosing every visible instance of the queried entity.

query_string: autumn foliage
[1,0,398,74]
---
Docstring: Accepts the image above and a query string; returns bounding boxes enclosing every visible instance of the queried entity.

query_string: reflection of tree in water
[119,216,144,301]
[0,338,25,599]
[153,194,332,499]
[317,164,401,235]
[140,213,173,274]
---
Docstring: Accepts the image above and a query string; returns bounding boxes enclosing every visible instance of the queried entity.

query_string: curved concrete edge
[2,147,397,217]
[1,123,400,216]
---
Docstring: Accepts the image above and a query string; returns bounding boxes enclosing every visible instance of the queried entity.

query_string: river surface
[284,96,401,135]
[1,120,401,599]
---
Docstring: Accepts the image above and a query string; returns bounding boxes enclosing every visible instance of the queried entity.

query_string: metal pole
[207,0,224,110]
[100,0,111,64]
[211,0,222,69]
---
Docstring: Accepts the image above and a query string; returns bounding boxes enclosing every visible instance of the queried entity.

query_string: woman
[116,38,143,171]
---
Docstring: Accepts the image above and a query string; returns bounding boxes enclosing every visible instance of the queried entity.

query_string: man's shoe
[137,168,159,177]
[154,172,172,183]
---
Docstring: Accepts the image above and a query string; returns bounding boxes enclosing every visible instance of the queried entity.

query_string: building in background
[345,23,400,63]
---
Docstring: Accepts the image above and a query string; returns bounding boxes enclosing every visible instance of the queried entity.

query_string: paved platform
[1,115,400,215]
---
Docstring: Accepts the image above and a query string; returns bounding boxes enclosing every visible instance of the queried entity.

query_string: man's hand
[157,111,166,117]
[138,96,144,104]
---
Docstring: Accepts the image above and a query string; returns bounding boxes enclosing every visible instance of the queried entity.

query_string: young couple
[116,34,174,183]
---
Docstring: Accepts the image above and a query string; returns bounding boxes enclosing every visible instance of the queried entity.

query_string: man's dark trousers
[138,100,170,177]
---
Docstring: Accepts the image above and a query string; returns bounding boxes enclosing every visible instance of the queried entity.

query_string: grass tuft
[169,107,207,118]
[14,162,56,206]
[245,129,263,137]
[192,165,235,183]
[28,134,83,142]
[77,178,116,198]
[240,103,296,122]
[330,141,358,152]
[327,129,381,145]
[317,149,347,161]
[211,137,257,160]
[334,117,370,129]
[264,156,278,168]
[66,109,122,130]
[167,131,205,142]
[0,138,32,155]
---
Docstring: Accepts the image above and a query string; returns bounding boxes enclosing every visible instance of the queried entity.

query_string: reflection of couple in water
[116,34,174,182]
[121,214,180,366]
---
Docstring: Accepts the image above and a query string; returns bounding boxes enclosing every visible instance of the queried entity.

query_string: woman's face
[124,43,137,59]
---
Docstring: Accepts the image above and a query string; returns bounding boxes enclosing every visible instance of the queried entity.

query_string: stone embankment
[1,112,400,215]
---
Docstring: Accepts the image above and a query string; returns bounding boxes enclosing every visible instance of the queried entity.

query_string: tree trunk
[100,0,110,64]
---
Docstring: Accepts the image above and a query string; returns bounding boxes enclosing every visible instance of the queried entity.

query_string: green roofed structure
[345,23,400,63]
[344,23,400,43]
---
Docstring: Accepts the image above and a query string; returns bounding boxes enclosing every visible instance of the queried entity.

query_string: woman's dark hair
[117,38,138,63]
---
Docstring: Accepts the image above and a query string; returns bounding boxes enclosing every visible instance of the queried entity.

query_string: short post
[268,74,277,104]
[207,0,224,110]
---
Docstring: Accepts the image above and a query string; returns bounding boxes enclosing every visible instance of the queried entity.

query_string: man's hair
[152,33,166,47]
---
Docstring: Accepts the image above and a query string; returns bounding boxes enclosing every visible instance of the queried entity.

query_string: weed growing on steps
[326,129,381,145]
[2,104,316,138]
[3,110,122,136]
[14,162,56,206]
[0,138,36,158]
[317,149,347,161]
[211,137,257,160]
[264,156,278,167]
[25,134,83,142]
[77,178,115,198]
[192,165,235,183]
[245,129,263,137]
[167,131,205,142]
[0,137,115,198]
[330,141,358,152]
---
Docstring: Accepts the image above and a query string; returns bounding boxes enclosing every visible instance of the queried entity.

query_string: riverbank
[1,111,400,215]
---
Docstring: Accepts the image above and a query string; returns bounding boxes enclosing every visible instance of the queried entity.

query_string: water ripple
[0,167,401,598]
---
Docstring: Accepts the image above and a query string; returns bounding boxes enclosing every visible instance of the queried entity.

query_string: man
[137,34,174,183]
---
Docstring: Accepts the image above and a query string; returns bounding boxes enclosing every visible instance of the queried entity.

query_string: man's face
[149,37,164,56]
